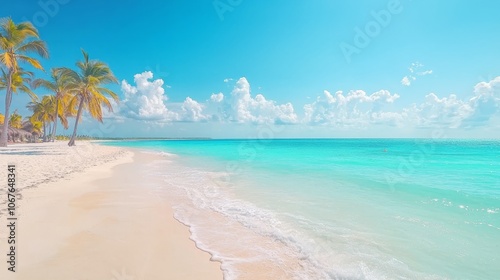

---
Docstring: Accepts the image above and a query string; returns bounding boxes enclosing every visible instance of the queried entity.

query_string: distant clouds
[116,71,500,131]
[118,73,297,124]
[408,76,500,129]
[301,79,499,129]
[303,90,400,126]
[401,62,433,86]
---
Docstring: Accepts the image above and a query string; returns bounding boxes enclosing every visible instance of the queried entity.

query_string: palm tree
[32,68,76,141]
[9,110,22,128]
[0,17,49,147]
[0,68,37,139]
[27,95,56,142]
[6,110,23,142]
[1,68,37,98]
[62,50,118,146]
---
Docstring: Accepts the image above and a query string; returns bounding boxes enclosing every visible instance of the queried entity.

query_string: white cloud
[226,78,298,124]
[409,62,423,73]
[224,78,233,83]
[303,89,400,126]
[418,70,433,76]
[101,98,126,123]
[205,78,298,124]
[463,76,500,126]
[119,74,298,125]
[473,76,500,98]
[117,72,500,131]
[408,77,499,128]
[180,97,208,122]
[401,62,432,87]
[121,71,178,121]
[410,93,473,128]
[401,76,411,86]
[303,76,500,129]
[210,92,224,103]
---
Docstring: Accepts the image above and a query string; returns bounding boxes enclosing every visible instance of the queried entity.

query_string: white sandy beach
[0,142,222,280]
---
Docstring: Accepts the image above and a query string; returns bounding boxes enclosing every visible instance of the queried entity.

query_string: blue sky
[2,0,500,138]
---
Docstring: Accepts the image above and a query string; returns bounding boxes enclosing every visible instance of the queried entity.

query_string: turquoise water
[105,139,500,279]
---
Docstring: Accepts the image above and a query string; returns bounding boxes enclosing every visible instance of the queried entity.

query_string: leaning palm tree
[0,69,37,140]
[62,50,118,146]
[27,95,56,142]
[0,17,49,146]
[32,68,77,141]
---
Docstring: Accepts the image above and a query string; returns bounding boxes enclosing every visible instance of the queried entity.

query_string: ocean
[104,139,500,279]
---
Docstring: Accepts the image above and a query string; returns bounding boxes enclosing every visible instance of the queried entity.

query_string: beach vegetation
[0,17,49,146]
[61,50,119,146]
[32,68,76,141]
[8,110,23,129]
[27,95,56,142]
[0,18,118,146]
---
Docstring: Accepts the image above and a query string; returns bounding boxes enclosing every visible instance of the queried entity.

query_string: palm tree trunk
[43,121,47,142]
[51,98,59,142]
[0,70,13,147]
[47,122,52,142]
[68,98,84,146]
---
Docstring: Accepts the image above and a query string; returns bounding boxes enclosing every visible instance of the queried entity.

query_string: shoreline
[0,142,223,279]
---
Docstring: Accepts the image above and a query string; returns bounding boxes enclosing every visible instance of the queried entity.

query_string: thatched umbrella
[0,124,35,143]
[14,127,33,142]
[22,121,42,142]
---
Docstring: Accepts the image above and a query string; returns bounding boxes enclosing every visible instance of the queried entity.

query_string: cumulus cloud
[121,71,177,121]
[304,76,500,129]
[410,76,499,128]
[411,93,473,128]
[203,78,299,124]
[117,71,500,131]
[180,97,208,122]
[303,89,400,126]
[210,92,224,103]
[401,62,433,87]
[463,76,500,126]
[119,73,298,125]
[225,78,298,124]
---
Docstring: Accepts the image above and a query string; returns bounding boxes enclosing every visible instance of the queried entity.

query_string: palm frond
[16,21,40,39]
[97,87,120,103]
[17,84,37,101]
[15,40,49,59]
[32,78,56,91]
[16,55,43,70]
[0,53,14,69]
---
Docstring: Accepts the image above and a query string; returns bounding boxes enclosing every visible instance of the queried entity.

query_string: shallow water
[105,139,500,279]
